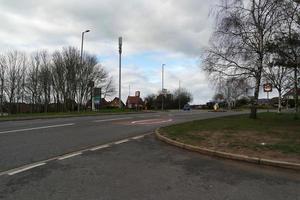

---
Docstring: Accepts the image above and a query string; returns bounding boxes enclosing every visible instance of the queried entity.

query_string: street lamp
[80,30,90,64]
[161,64,165,111]
[118,36,123,109]
[79,30,90,112]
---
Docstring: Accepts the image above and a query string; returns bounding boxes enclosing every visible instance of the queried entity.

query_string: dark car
[183,104,191,111]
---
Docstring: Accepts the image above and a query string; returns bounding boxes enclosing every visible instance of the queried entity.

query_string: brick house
[126,91,144,110]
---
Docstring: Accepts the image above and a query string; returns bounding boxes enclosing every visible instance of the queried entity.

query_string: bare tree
[268,0,300,115]
[101,76,116,99]
[52,50,67,111]
[216,77,250,109]
[26,52,43,112]
[39,51,52,113]
[263,61,292,112]
[0,54,6,116]
[203,0,283,118]
[3,51,26,113]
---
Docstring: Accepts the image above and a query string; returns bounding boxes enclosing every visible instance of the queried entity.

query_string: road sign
[263,83,272,92]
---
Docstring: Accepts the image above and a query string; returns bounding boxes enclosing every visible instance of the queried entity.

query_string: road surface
[0,110,299,200]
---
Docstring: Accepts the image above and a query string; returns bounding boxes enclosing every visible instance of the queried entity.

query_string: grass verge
[160,112,300,163]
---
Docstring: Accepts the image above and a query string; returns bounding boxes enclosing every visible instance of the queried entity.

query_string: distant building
[109,97,125,108]
[284,88,300,100]
[126,91,144,109]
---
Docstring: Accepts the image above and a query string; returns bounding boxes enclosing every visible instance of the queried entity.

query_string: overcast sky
[0,0,217,104]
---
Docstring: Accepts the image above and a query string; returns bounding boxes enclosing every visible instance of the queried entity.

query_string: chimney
[135,91,140,97]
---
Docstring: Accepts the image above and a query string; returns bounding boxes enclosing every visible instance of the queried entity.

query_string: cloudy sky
[0,0,217,104]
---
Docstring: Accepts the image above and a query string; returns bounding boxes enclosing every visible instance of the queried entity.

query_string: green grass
[161,112,300,156]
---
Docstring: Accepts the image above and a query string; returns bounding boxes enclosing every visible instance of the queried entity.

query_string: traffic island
[156,113,300,170]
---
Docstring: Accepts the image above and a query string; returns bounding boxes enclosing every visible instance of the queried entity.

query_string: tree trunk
[250,74,261,119]
[0,79,3,116]
[294,67,298,116]
[278,89,282,113]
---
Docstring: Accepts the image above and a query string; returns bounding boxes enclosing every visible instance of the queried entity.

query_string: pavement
[0,110,299,200]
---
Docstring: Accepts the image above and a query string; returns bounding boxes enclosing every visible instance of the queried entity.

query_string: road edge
[155,128,300,171]
[0,111,156,122]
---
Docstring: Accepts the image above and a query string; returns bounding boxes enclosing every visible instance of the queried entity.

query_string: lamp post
[79,30,90,112]
[161,64,165,111]
[80,30,90,64]
[118,37,123,109]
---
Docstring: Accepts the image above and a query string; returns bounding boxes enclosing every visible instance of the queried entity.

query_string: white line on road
[0,123,75,135]
[114,139,129,144]
[132,135,146,140]
[58,152,82,160]
[8,163,46,176]
[0,132,153,177]
[131,118,173,125]
[93,117,132,123]
[90,144,111,151]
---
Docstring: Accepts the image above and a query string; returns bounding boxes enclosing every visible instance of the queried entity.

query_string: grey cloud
[0,0,214,56]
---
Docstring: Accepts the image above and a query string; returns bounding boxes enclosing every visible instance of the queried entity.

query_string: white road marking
[93,117,132,123]
[131,118,173,125]
[8,163,46,176]
[0,132,154,177]
[0,123,75,135]
[90,144,111,151]
[58,152,82,160]
[114,139,129,144]
[132,135,145,140]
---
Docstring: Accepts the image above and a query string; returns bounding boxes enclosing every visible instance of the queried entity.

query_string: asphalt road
[0,110,299,200]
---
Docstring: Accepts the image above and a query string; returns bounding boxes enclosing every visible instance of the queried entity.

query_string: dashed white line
[58,152,82,160]
[0,123,75,135]
[93,117,132,123]
[90,144,111,151]
[132,135,145,140]
[131,118,173,125]
[114,139,130,144]
[8,163,46,176]
[0,132,153,176]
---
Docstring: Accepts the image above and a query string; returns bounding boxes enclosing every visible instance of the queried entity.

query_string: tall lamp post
[80,30,90,64]
[161,64,165,111]
[79,30,90,111]
[118,37,123,109]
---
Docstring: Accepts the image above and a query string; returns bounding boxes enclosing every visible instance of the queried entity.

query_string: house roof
[284,88,300,96]
[126,96,144,105]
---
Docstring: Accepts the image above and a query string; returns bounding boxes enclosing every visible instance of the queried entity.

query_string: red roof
[126,96,144,105]
[284,88,300,96]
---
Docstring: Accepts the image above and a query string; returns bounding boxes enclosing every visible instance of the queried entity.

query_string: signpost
[93,88,101,110]
[263,83,272,112]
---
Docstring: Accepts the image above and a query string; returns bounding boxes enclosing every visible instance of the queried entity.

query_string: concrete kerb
[155,128,300,171]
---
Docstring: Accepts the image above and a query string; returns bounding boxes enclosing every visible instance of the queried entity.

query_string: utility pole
[161,64,165,111]
[118,37,123,109]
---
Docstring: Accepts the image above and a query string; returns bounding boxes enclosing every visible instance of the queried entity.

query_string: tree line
[0,47,115,114]
[145,88,193,110]
[204,0,300,118]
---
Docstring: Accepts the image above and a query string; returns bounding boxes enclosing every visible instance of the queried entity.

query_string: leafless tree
[216,77,250,109]
[0,54,6,116]
[203,0,283,118]
[38,51,52,113]
[3,51,26,113]
[102,76,116,99]
[263,62,292,112]
[26,52,43,112]
[268,0,300,115]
